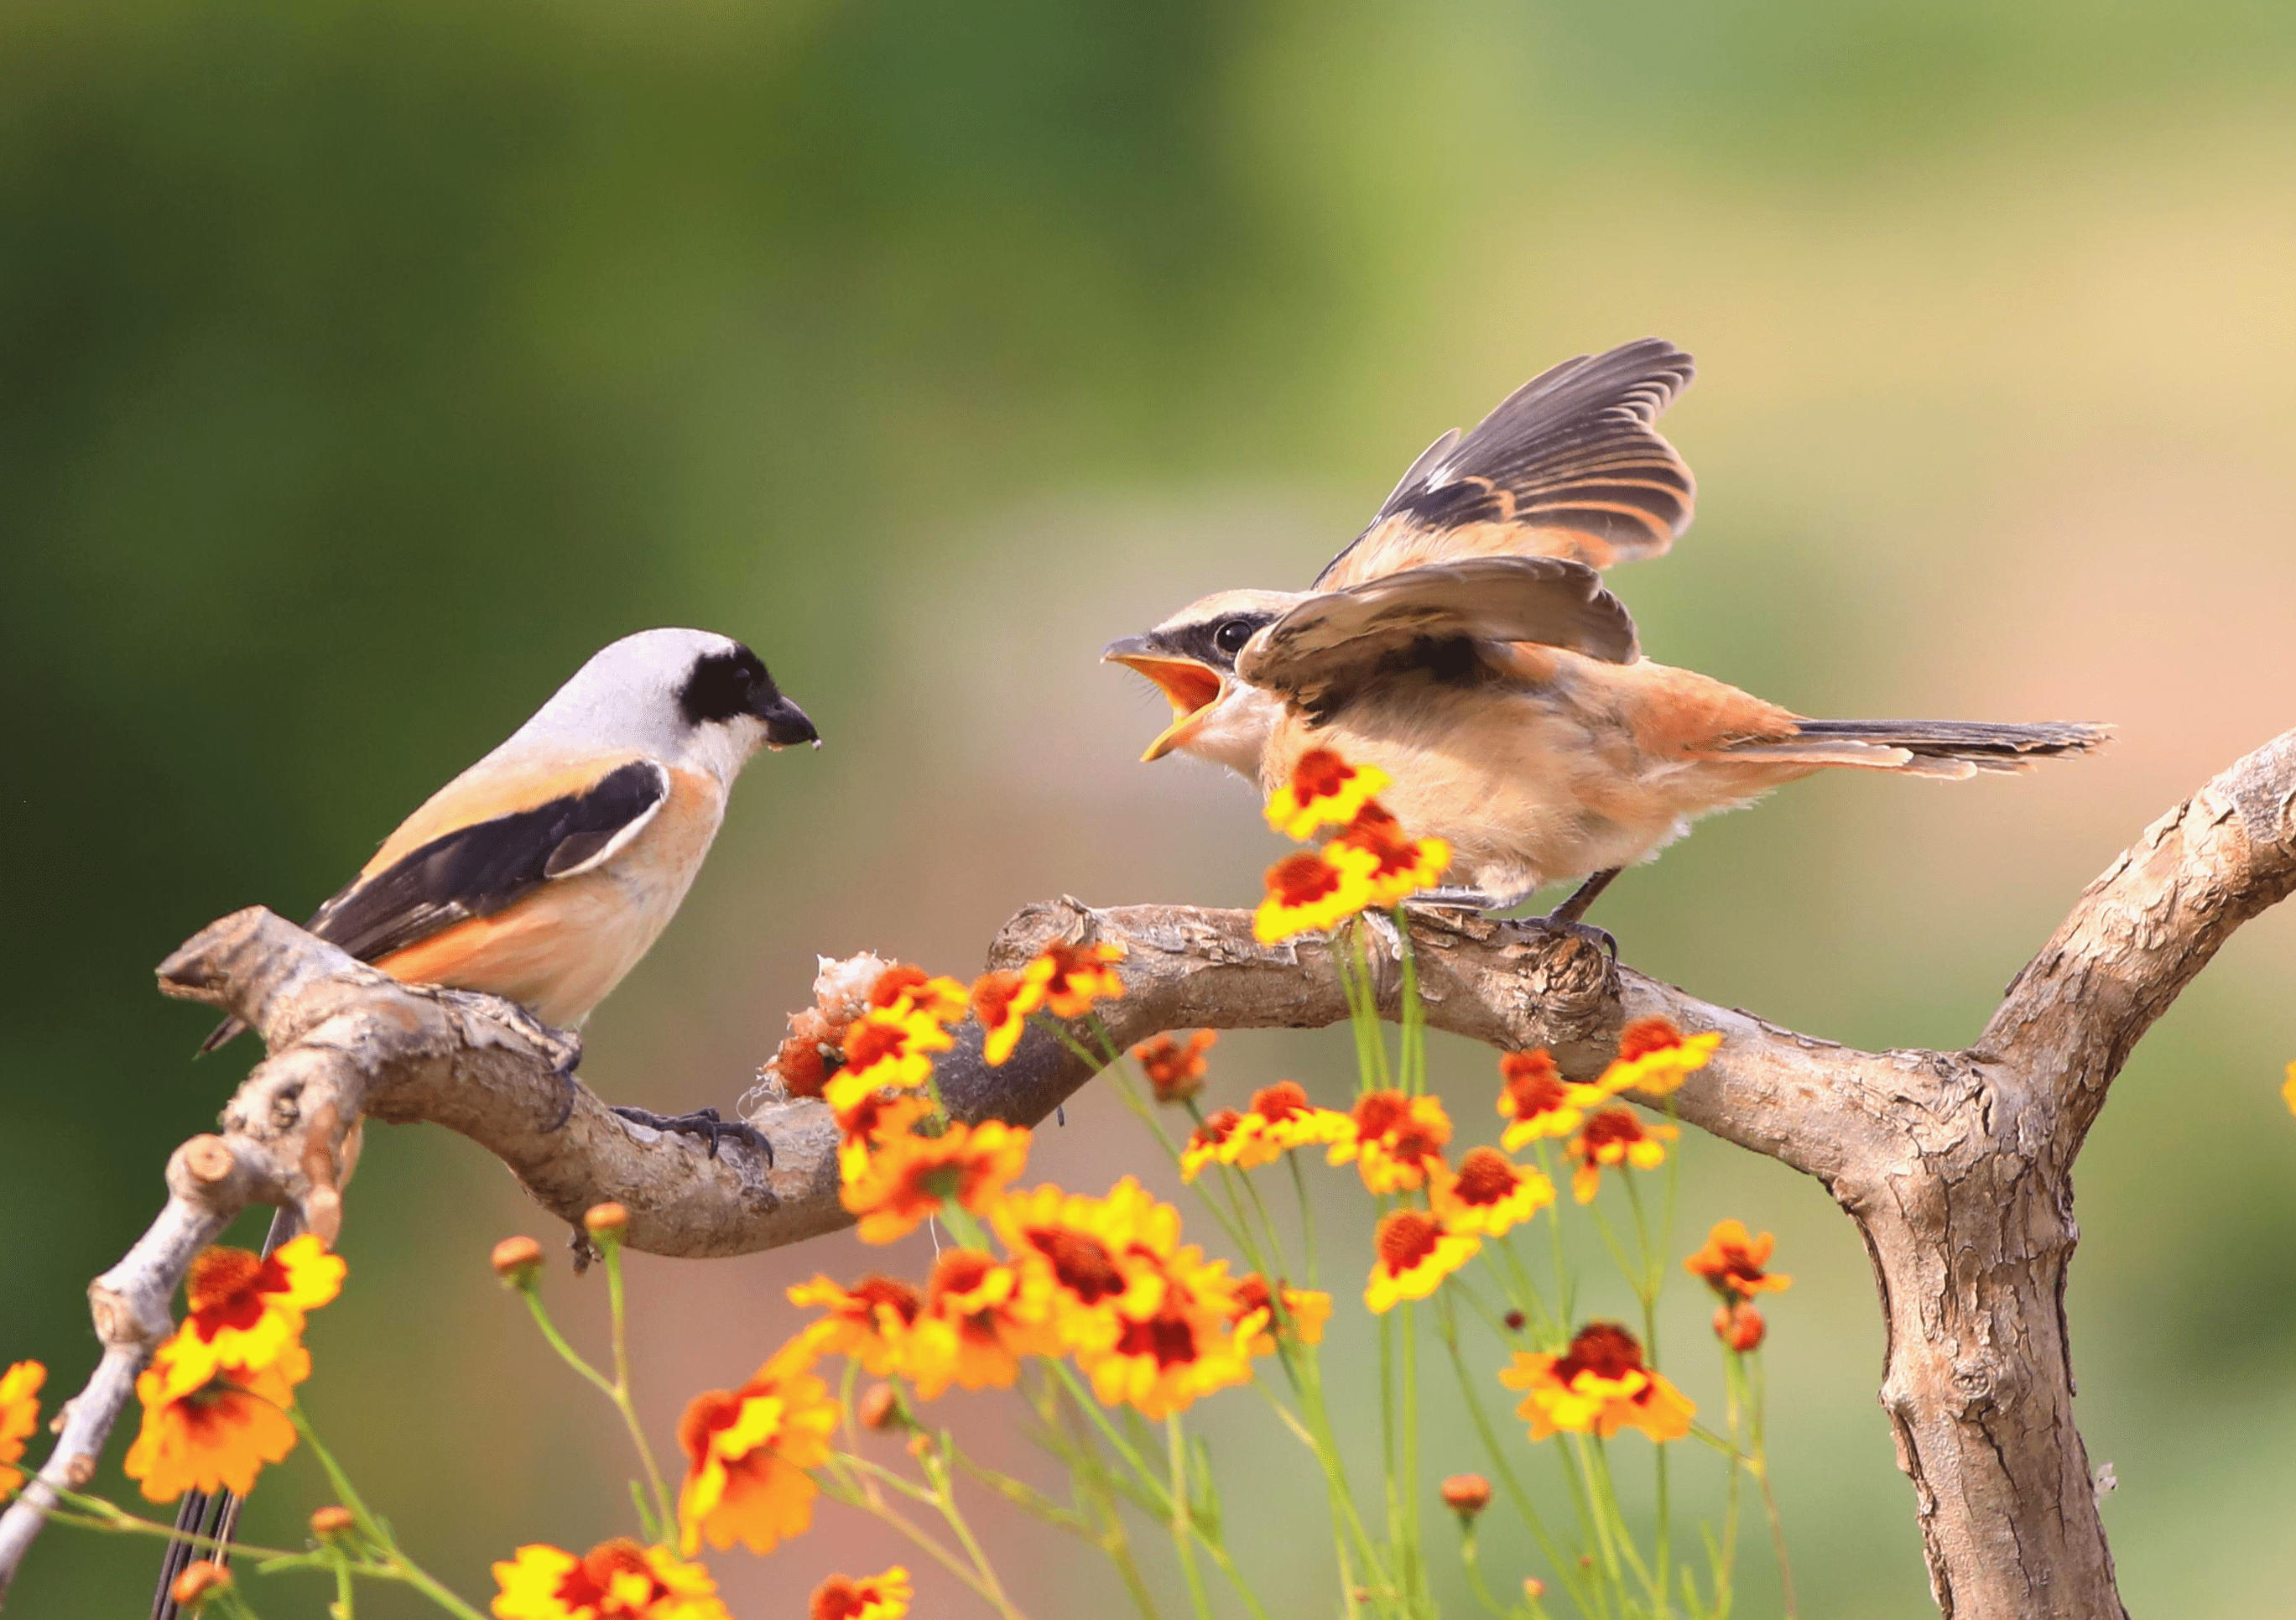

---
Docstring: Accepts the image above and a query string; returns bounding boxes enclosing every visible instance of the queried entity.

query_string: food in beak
[1104,649,1226,762]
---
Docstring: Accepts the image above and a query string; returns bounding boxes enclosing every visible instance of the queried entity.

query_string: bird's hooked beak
[756,693,821,751]
[1102,635,1228,763]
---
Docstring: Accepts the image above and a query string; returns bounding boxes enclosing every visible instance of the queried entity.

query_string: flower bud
[491,1236,544,1287]
[1440,1473,1492,1518]
[1523,1576,1547,1601]
[1502,1309,1527,1332]
[310,1504,356,1539]
[1714,1300,1767,1352]
[170,1561,232,1607]
[857,1383,906,1432]
[582,1201,629,1238]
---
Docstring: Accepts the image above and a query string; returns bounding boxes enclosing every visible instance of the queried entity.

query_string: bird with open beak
[1105,338,2107,930]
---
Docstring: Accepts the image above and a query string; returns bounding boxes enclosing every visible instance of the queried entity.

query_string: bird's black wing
[1237,555,1641,721]
[305,759,671,962]
[1313,338,1695,589]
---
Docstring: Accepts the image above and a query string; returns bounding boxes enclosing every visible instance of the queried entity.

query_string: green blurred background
[5,1,2293,1614]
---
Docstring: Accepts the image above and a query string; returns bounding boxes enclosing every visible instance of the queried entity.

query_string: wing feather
[1315,338,1695,590]
[1238,556,1639,721]
[307,759,670,962]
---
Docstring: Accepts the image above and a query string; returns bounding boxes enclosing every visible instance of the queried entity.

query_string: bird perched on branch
[154,626,816,1620]
[1104,338,2107,932]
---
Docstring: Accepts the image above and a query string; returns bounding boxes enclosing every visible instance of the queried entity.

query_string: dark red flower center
[1451,1149,1518,1205]
[1615,1016,1687,1063]
[1193,1109,1242,1148]
[1268,852,1345,906]
[1352,1091,1407,1137]
[1554,1321,1647,1383]
[1250,1081,1310,1123]
[851,1276,924,1326]
[971,971,1023,1027]
[1029,1229,1127,1305]
[1114,1306,1203,1369]
[1289,749,1355,801]
[1375,1211,1441,1274]
[843,1019,910,1070]
[928,1249,997,1303]
[1578,1110,1644,1151]
[867,965,929,1009]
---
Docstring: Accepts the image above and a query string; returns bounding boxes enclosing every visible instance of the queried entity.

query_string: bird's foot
[486,1003,585,1129]
[1529,913,1618,961]
[611,1105,774,1165]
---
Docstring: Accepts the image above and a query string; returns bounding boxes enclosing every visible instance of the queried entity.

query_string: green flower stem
[1400,1301,1427,1615]
[1531,1143,1578,1326]
[1455,1528,1516,1620]
[820,1465,1029,1620]
[917,1440,1022,1617]
[45,1492,299,1561]
[1287,1154,1321,1288]
[333,1550,357,1620]
[1429,1302,1599,1620]
[1493,1233,1558,1341]
[286,1411,487,1620]
[1260,1373,1390,1593]
[1746,1354,1796,1617]
[1580,1440,1657,1597]
[1165,1417,1217,1620]
[598,1242,678,1541]
[1393,914,1424,1096]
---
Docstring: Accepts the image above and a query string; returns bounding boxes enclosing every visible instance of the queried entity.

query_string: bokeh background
[5,2,2294,1615]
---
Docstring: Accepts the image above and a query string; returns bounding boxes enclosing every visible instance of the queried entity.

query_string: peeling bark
[4,727,2293,1612]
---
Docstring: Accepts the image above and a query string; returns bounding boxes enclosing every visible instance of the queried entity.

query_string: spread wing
[1313,338,1695,591]
[305,758,670,962]
[1237,556,1640,721]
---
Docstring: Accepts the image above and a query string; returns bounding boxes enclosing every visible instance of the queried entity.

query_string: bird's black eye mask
[1158,612,1276,672]
[679,645,778,725]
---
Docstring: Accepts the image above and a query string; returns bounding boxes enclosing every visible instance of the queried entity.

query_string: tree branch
[5,727,2291,1613]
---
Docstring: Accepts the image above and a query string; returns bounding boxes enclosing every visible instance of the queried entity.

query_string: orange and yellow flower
[155,1234,344,1398]
[784,1275,925,1377]
[824,1008,953,1113]
[1253,847,1376,943]
[1133,1030,1217,1103]
[1265,749,1392,840]
[1231,1274,1331,1352]
[492,1538,731,1620]
[1078,1246,1258,1419]
[123,1344,306,1502]
[832,1091,935,1181]
[0,1360,45,1492]
[2283,1060,2296,1117]
[1028,940,1129,1019]
[809,1566,913,1620]
[676,1341,840,1557]
[1365,1210,1481,1313]
[865,965,970,1027]
[1588,1017,1721,1100]
[1684,1220,1792,1300]
[970,971,1038,1066]
[1565,1108,1678,1203]
[907,1248,1054,1399]
[1179,1082,1351,1180]
[839,1119,1032,1244]
[1500,1321,1694,1442]
[1429,1148,1555,1237]
[1327,804,1450,909]
[1496,1049,1595,1149]
[1330,1090,1452,1193]
[993,1179,1179,1352]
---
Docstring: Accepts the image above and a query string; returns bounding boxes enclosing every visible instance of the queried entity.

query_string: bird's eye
[1212,619,1255,656]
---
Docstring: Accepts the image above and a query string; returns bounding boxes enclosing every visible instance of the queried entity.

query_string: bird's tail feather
[1715,718,2111,779]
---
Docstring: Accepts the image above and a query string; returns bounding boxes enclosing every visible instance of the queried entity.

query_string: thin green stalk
[599,1244,676,1539]
[43,1500,299,1561]
[919,1442,1021,1617]
[1429,1306,1596,1620]
[1400,1301,1426,1615]
[1288,1154,1320,1287]
[1165,1417,1216,1620]
[820,1471,1028,1620]
[288,1415,487,1620]
[1456,1529,1518,1620]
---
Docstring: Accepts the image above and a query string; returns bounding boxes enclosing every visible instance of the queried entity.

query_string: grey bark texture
[4,725,2292,1613]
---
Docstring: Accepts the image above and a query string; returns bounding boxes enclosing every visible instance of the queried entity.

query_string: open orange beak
[1102,638,1228,762]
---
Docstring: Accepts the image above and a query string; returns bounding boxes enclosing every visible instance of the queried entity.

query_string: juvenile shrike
[1104,339,2106,927]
